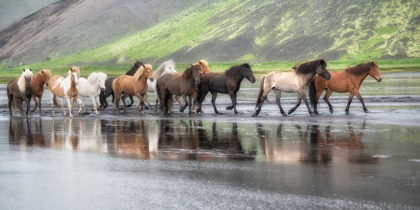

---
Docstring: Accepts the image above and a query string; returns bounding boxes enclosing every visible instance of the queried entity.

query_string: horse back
[48,75,65,97]
[7,78,19,96]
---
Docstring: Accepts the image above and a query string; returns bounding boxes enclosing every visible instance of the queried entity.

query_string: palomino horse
[7,69,33,116]
[253,59,331,117]
[309,61,382,115]
[78,72,107,114]
[48,66,82,117]
[156,64,201,115]
[31,69,51,115]
[113,63,153,114]
[172,59,211,112]
[196,63,256,114]
[100,60,143,109]
[145,60,177,109]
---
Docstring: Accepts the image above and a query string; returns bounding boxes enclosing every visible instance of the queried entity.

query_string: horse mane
[70,66,80,75]
[134,64,152,81]
[87,72,107,85]
[126,60,143,75]
[18,69,33,93]
[35,69,51,78]
[294,59,327,75]
[182,65,195,79]
[193,59,208,66]
[345,62,374,75]
[154,60,175,79]
[225,63,250,78]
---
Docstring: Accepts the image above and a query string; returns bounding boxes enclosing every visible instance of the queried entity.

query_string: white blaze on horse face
[73,72,79,85]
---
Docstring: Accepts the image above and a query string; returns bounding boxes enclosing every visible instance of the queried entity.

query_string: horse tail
[112,79,120,107]
[156,80,162,110]
[309,75,317,108]
[255,76,266,107]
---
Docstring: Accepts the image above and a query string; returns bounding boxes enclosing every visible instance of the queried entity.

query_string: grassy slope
[1,0,419,80]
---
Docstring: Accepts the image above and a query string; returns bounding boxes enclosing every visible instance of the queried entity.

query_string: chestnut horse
[100,60,144,109]
[253,59,331,117]
[48,66,82,117]
[7,69,33,116]
[196,63,256,114]
[309,61,382,115]
[156,64,201,115]
[113,63,153,114]
[173,59,211,111]
[31,69,51,115]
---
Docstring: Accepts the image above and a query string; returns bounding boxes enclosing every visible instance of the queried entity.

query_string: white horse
[146,60,177,108]
[78,72,107,115]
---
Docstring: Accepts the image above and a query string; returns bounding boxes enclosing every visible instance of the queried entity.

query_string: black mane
[294,59,327,75]
[126,60,143,75]
[182,65,199,79]
[225,63,250,78]
[345,62,374,75]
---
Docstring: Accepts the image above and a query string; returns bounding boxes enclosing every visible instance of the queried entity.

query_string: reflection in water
[7,118,384,164]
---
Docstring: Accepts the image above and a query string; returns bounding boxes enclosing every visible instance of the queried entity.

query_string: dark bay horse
[196,63,256,114]
[100,60,143,109]
[156,65,201,115]
[7,69,33,116]
[253,59,331,117]
[309,61,382,115]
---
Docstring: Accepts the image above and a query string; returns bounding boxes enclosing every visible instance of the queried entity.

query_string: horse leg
[66,97,73,118]
[188,94,193,115]
[253,87,271,117]
[91,95,99,115]
[191,91,197,113]
[96,96,101,110]
[76,96,83,115]
[211,92,220,114]
[288,95,302,115]
[176,96,183,109]
[38,95,44,115]
[25,96,31,115]
[32,95,38,113]
[179,95,188,112]
[300,91,314,116]
[121,95,129,114]
[60,98,66,116]
[227,90,238,114]
[274,90,287,116]
[136,92,144,112]
[8,94,13,116]
[323,89,334,114]
[353,90,368,113]
[126,95,134,107]
[49,92,55,117]
[345,93,354,115]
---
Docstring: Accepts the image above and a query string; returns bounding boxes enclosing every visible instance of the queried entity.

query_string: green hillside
[1,0,419,73]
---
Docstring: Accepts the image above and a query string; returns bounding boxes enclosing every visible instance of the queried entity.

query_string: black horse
[196,63,256,114]
[100,61,142,109]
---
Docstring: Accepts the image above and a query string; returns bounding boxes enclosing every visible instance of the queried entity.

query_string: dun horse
[31,69,51,115]
[48,66,82,117]
[78,72,107,114]
[7,69,33,116]
[100,60,143,109]
[196,63,256,114]
[113,63,153,114]
[309,61,382,115]
[253,59,331,117]
[156,65,201,115]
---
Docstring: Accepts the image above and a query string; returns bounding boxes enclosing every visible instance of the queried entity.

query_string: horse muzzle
[100,87,105,92]
[376,78,382,82]
[148,78,155,82]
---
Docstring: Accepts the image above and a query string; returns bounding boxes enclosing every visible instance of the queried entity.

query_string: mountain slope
[1,0,419,67]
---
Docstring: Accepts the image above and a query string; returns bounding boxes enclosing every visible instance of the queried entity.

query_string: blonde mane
[70,66,80,76]
[36,69,52,80]
[194,59,208,66]
[18,69,33,93]
[88,72,107,85]
[134,64,152,81]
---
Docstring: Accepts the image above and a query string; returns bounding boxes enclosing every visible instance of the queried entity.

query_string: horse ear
[292,66,297,70]
[29,69,32,71]
[23,69,25,72]
[371,61,375,66]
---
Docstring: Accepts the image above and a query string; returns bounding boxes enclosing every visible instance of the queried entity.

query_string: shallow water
[1,72,420,209]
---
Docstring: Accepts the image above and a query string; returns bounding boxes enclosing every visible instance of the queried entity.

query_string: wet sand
[1,72,420,209]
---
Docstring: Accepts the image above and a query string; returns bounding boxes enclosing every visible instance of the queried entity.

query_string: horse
[78,72,107,115]
[7,69,33,116]
[100,60,143,109]
[113,63,153,114]
[31,69,51,115]
[172,59,211,111]
[196,63,256,114]
[156,64,201,115]
[145,60,177,109]
[253,59,331,117]
[48,66,82,117]
[309,61,382,115]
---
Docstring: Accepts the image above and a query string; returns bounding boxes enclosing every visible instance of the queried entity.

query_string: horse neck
[33,74,44,89]
[352,71,369,88]
[69,75,77,93]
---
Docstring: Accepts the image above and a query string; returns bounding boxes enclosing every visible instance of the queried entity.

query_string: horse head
[40,69,51,86]
[22,69,33,90]
[69,66,80,85]
[315,59,331,81]
[191,64,201,84]
[241,63,256,83]
[195,59,211,75]
[89,72,107,92]
[164,60,177,74]
[368,61,382,82]
[135,64,153,82]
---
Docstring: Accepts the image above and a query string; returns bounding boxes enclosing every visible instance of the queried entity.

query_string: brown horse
[31,69,51,115]
[171,60,211,112]
[7,69,33,116]
[156,64,201,115]
[309,61,382,115]
[48,66,82,117]
[113,63,153,114]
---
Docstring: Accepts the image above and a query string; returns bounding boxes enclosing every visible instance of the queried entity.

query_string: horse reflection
[113,120,151,159]
[8,117,33,146]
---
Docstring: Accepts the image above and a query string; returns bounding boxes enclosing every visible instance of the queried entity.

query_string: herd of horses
[6,58,383,117]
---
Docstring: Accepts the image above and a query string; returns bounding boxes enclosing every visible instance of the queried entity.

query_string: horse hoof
[179,110,184,113]
[226,106,233,110]
[329,110,333,114]
[364,109,369,113]
[282,113,287,117]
